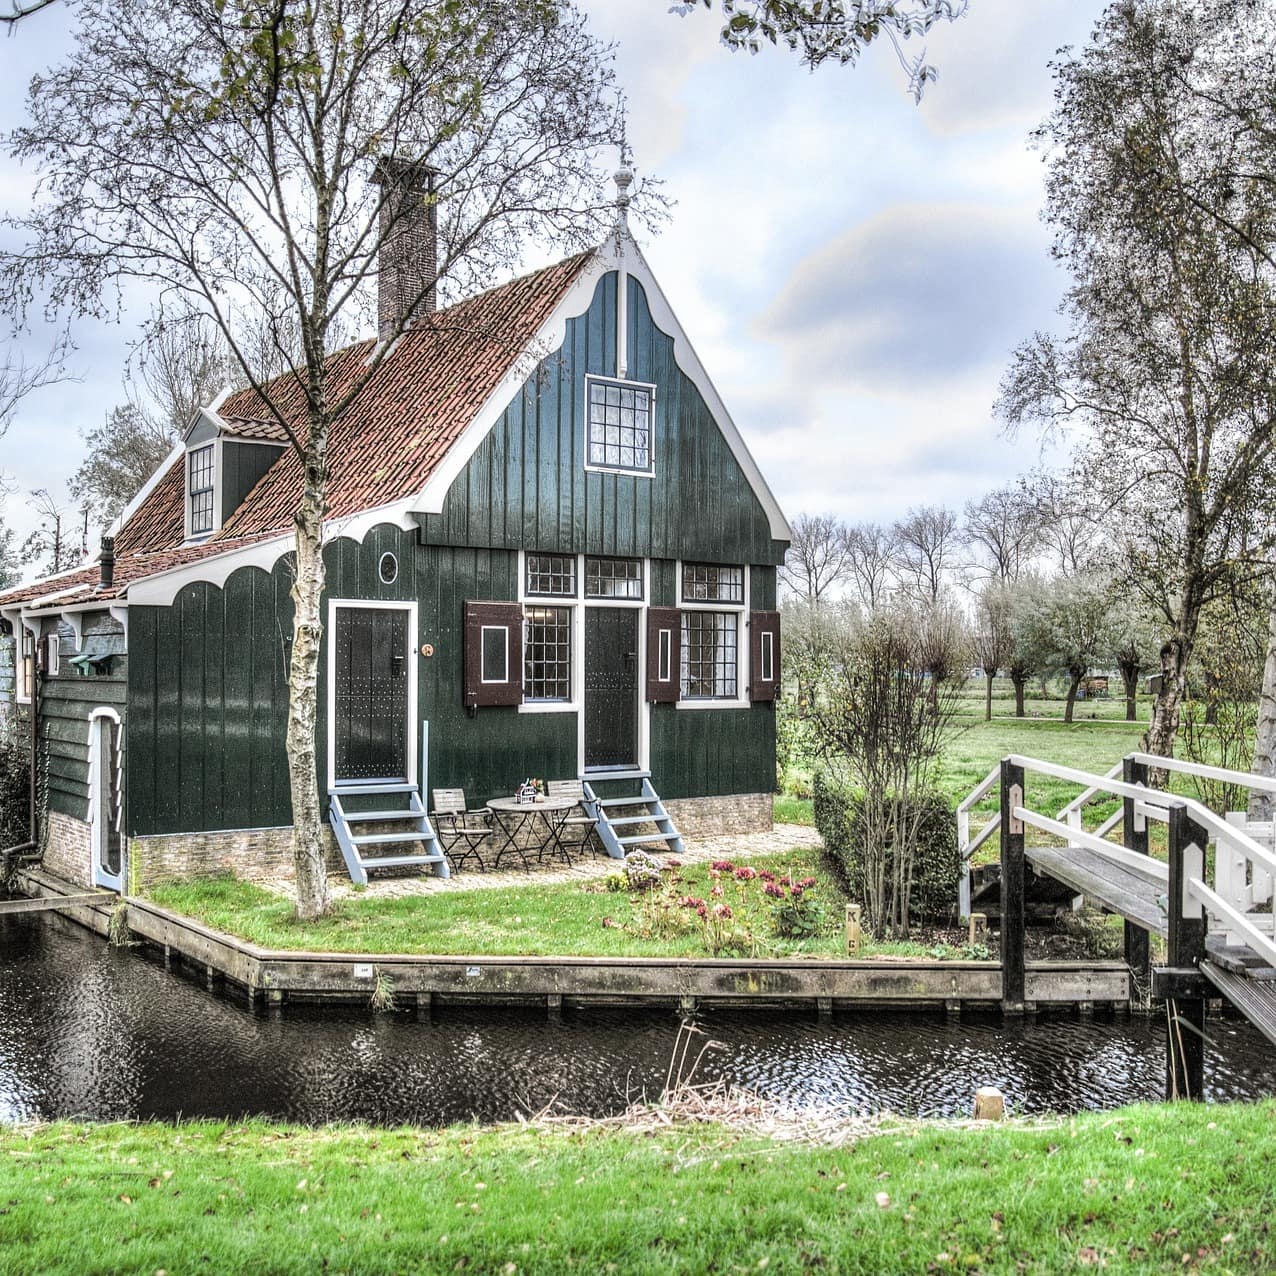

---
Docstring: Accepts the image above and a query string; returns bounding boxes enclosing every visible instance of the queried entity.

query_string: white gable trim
[414,233,792,543]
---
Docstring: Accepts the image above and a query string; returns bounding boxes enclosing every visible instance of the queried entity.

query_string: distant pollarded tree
[973,582,1013,722]
[962,482,1044,586]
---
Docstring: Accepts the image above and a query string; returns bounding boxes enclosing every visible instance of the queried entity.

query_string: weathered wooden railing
[986,753,1276,1098]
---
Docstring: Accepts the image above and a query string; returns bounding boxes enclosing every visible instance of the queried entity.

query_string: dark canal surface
[2,911,1273,1126]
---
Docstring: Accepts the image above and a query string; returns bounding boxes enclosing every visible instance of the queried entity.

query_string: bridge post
[1122,757,1151,1002]
[1166,803,1209,1100]
[1000,757,1025,1014]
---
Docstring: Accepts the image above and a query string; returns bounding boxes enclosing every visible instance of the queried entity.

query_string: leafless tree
[892,504,959,606]
[962,482,1043,585]
[1022,469,1098,576]
[0,344,65,445]
[779,512,852,604]
[2,0,643,920]
[973,582,1012,722]
[20,488,85,577]
[812,600,965,938]
[844,521,897,610]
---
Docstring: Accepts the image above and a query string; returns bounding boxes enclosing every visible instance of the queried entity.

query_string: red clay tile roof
[0,251,593,611]
[220,417,291,443]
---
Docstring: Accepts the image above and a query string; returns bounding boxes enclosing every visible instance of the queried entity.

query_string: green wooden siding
[419,273,785,567]
[128,564,293,836]
[650,703,775,801]
[39,617,127,823]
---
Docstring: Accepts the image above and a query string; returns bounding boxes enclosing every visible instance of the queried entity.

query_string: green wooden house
[0,220,790,893]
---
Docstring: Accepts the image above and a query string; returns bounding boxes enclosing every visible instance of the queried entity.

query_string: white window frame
[583,374,657,479]
[675,559,750,710]
[759,629,774,684]
[186,440,218,540]
[657,627,673,685]
[516,550,652,778]
[325,598,418,792]
[86,706,124,891]
[15,624,35,705]
[45,632,60,678]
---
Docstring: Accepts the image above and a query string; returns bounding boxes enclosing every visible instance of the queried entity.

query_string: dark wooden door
[584,608,639,770]
[333,607,410,782]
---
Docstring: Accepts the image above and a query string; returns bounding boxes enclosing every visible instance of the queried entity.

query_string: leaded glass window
[188,444,216,535]
[680,611,738,699]
[584,556,643,600]
[524,606,572,701]
[681,562,744,604]
[587,379,653,474]
[526,553,577,598]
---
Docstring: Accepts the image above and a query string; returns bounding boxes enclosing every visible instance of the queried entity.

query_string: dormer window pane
[188,444,215,535]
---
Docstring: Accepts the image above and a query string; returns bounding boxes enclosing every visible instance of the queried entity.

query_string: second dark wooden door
[333,607,409,782]
[584,607,639,770]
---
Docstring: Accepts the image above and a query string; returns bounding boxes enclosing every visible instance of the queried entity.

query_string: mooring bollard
[968,912,987,948]
[973,1086,1005,1121]
[845,904,863,956]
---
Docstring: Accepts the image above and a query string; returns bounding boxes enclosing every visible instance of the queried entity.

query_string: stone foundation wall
[42,811,92,889]
[123,793,773,886]
[129,826,342,891]
[663,792,772,838]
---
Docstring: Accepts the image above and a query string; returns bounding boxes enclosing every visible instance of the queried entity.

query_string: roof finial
[613,138,633,231]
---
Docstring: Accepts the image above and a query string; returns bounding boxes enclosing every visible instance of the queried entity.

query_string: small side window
[658,629,672,683]
[378,552,398,585]
[45,633,60,677]
[760,630,773,684]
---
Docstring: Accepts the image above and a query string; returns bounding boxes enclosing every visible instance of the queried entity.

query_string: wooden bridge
[958,753,1276,1099]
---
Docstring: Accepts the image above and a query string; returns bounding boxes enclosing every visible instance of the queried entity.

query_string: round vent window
[378,552,398,585]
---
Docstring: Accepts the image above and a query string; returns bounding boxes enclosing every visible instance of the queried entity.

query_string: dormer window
[188,444,216,536]
[585,376,655,476]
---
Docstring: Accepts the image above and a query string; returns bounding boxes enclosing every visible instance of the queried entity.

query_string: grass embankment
[3,1104,1274,1274]
[148,846,920,960]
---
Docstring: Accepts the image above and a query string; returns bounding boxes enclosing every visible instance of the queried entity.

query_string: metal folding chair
[546,779,599,858]
[431,788,490,872]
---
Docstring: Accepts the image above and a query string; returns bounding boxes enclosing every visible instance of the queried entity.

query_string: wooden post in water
[1122,757,1152,1002]
[1166,803,1208,1100]
[999,758,1026,1014]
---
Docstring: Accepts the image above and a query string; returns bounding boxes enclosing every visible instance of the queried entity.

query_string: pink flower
[800,876,817,889]
[679,895,705,910]
[711,860,735,872]
[713,904,733,920]
[711,884,724,898]
[667,859,682,869]
[790,886,804,899]
[696,904,708,918]
[758,870,776,883]
[763,882,785,899]
[734,867,757,881]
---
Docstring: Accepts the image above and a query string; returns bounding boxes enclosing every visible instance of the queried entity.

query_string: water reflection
[1,912,1271,1125]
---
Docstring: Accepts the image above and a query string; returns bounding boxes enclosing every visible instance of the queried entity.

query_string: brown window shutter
[464,601,524,707]
[645,607,681,703]
[749,610,781,702]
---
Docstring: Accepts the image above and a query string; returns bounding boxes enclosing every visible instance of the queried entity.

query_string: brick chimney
[372,156,438,341]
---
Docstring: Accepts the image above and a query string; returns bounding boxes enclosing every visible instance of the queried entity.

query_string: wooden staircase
[582,774,683,859]
[328,783,449,886]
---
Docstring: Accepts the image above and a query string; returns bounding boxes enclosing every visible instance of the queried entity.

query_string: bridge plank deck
[0,892,115,916]
[1201,962,1276,1049]
[1025,845,1167,937]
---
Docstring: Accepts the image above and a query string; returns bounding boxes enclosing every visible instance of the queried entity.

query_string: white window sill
[675,698,749,711]
[518,701,579,714]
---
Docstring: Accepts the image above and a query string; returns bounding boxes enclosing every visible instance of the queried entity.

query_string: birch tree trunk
[286,437,330,921]
[1144,632,1193,760]
[1248,580,1276,821]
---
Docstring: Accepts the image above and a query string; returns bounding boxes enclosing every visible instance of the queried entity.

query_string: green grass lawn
[147,846,903,960]
[3,1104,1274,1274]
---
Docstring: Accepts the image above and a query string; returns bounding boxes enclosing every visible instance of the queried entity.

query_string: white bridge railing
[957,751,1276,968]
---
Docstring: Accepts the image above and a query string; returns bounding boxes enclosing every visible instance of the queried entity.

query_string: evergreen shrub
[812,771,960,921]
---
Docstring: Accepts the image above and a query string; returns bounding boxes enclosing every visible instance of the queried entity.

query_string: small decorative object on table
[516,778,545,805]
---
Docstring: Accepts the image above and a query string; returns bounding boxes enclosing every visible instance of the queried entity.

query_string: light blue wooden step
[358,854,448,870]
[342,809,422,823]
[351,830,434,847]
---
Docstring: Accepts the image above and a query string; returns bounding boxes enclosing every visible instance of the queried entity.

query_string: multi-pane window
[188,444,216,535]
[524,606,572,701]
[682,562,744,604]
[587,379,653,474]
[526,553,577,598]
[681,611,738,700]
[585,556,643,600]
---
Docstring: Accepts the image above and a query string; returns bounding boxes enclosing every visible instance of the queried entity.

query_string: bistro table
[484,795,581,869]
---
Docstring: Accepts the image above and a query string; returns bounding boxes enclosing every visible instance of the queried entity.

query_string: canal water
[2,912,1272,1126]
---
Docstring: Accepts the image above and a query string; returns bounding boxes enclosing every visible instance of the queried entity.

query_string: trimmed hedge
[812,771,960,921]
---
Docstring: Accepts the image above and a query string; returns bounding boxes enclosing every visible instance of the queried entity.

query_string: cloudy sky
[0,0,1108,554]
